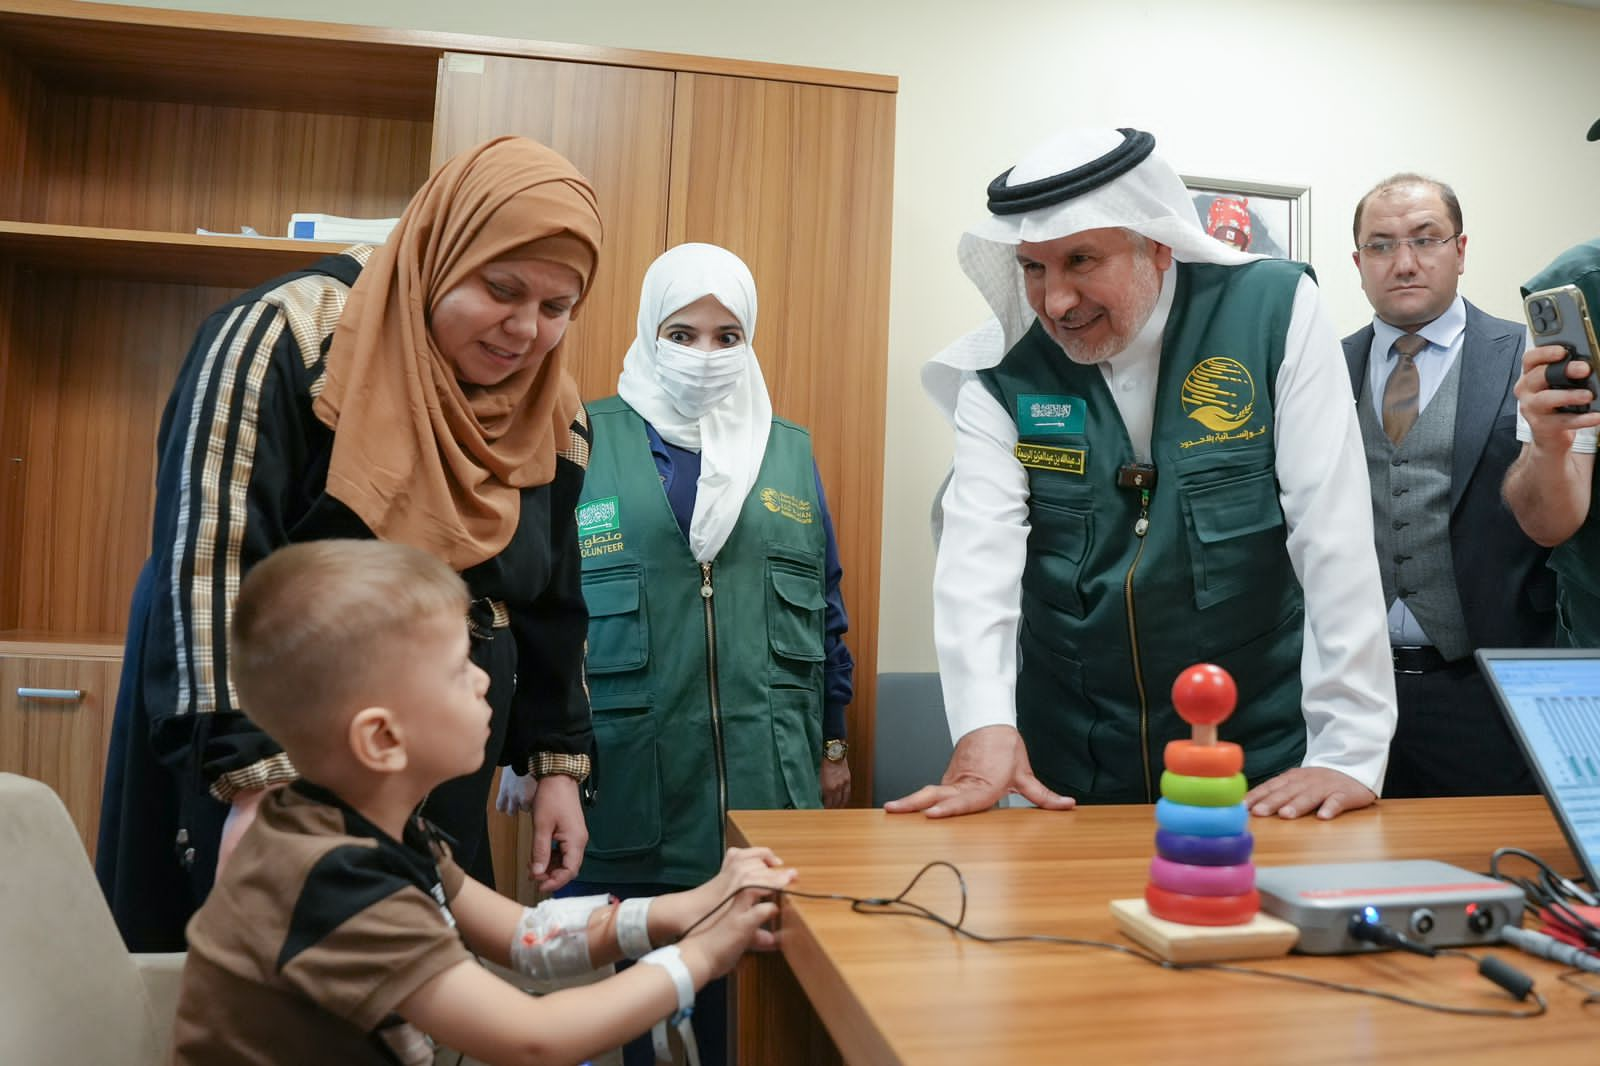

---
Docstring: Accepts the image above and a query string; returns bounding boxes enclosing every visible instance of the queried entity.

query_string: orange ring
[1164,740,1244,778]
[1145,884,1259,926]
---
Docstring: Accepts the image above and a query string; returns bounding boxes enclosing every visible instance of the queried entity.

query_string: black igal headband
[986,128,1156,216]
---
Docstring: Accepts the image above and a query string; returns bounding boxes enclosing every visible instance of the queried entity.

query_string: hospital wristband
[616,896,654,959]
[640,945,699,1066]
[640,945,695,1015]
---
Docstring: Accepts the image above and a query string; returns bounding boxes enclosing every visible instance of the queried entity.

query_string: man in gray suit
[1344,173,1553,798]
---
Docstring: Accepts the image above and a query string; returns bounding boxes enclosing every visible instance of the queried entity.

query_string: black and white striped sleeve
[142,267,355,802]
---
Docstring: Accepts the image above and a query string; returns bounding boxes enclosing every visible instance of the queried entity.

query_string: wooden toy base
[1109,899,1299,963]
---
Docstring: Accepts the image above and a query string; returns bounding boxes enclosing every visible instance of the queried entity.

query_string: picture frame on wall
[1183,176,1310,263]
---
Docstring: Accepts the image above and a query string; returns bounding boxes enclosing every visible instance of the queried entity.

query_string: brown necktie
[1382,333,1427,444]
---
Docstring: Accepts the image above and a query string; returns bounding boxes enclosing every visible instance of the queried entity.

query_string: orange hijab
[314,137,603,570]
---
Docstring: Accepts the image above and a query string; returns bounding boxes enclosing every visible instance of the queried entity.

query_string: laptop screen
[1477,649,1600,888]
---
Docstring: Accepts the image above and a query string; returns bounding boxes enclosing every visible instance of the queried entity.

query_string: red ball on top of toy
[1171,663,1237,727]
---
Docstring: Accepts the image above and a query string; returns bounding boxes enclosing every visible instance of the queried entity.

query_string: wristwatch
[823,738,849,762]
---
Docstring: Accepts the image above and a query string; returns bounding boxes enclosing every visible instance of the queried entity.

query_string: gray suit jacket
[1342,301,1554,649]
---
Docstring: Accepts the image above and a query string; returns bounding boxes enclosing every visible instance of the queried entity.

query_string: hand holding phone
[1526,284,1600,414]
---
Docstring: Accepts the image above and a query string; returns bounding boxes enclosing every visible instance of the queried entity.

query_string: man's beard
[1056,251,1162,365]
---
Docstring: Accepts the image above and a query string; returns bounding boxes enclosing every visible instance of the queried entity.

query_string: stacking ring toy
[1145,884,1260,926]
[1163,739,1244,778]
[1155,798,1248,837]
[1154,829,1253,867]
[1148,856,1255,897]
[1160,771,1247,807]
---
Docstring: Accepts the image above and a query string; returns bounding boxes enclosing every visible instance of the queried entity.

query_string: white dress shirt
[934,270,1396,792]
[1365,295,1467,647]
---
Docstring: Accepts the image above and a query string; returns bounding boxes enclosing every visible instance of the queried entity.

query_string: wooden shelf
[0,0,896,115]
[0,221,351,287]
[0,2,440,120]
[0,631,124,658]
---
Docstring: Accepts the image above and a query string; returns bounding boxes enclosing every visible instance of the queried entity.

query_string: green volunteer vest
[977,259,1311,803]
[577,396,827,886]
[1523,240,1600,647]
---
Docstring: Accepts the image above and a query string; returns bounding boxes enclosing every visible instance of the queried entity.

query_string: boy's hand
[677,888,782,984]
[657,847,796,942]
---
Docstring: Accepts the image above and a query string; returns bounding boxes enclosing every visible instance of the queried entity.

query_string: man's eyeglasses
[1357,234,1462,258]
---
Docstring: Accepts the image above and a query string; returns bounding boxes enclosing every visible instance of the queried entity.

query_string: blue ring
[1155,829,1254,866]
[1155,798,1248,837]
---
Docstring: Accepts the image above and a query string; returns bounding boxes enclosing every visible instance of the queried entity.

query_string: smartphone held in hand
[1526,284,1600,413]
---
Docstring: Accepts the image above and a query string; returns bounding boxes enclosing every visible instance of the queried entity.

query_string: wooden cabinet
[0,0,895,894]
[0,640,122,858]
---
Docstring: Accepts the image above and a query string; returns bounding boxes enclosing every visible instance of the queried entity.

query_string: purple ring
[1149,856,1256,897]
[1155,829,1254,866]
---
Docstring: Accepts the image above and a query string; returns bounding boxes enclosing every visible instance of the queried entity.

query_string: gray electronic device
[1255,860,1524,955]
[1525,283,1600,413]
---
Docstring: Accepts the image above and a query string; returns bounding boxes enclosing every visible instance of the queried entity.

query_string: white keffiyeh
[924,128,1261,421]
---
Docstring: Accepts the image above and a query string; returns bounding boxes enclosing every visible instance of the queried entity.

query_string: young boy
[170,539,793,1066]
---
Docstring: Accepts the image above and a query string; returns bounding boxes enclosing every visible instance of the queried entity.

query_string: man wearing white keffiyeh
[887,129,1397,822]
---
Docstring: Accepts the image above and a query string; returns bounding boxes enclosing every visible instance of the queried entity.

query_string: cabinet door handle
[16,688,85,702]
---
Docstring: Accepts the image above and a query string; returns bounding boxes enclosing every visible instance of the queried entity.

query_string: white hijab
[617,243,772,563]
[923,127,1262,421]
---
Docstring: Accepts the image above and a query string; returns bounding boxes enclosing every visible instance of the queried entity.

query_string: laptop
[1476,647,1600,890]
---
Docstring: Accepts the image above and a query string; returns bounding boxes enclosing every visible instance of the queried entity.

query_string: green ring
[1160,770,1247,807]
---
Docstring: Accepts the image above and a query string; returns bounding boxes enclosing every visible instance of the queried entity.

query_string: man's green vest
[977,259,1311,804]
[577,396,827,886]
[1523,240,1600,647]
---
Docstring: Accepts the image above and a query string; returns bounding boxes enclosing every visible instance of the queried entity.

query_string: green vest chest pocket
[1022,496,1092,618]
[582,565,649,673]
[766,551,826,664]
[1177,461,1285,610]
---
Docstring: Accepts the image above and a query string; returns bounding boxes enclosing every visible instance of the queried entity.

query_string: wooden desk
[728,799,1595,1064]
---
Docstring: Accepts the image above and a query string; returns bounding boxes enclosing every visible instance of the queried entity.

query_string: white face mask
[654,339,749,417]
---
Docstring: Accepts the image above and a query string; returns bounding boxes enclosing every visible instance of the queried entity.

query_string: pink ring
[1149,856,1256,897]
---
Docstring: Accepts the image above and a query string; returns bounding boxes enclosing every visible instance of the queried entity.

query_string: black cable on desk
[686,860,1549,1020]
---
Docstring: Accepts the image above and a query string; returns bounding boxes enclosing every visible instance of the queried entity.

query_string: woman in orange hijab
[98,137,602,950]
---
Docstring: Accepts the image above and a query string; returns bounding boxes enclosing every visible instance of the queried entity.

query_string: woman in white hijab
[563,242,854,1066]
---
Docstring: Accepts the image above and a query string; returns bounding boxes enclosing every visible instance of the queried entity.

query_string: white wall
[125,0,1600,670]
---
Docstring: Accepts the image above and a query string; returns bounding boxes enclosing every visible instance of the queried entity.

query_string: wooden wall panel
[29,96,431,235]
[10,275,234,633]
[666,75,896,802]
[431,55,674,403]
[0,47,35,219]
[0,51,28,631]
[0,261,25,633]
[0,651,122,858]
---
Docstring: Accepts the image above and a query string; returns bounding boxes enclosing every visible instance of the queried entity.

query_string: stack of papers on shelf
[287,214,399,243]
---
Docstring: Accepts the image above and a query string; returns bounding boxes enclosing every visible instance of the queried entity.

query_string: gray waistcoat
[1358,352,1471,659]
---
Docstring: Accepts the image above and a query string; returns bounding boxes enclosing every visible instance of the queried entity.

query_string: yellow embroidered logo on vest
[760,488,815,524]
[1180,356,1256,432]
[1015,443,1087,475]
